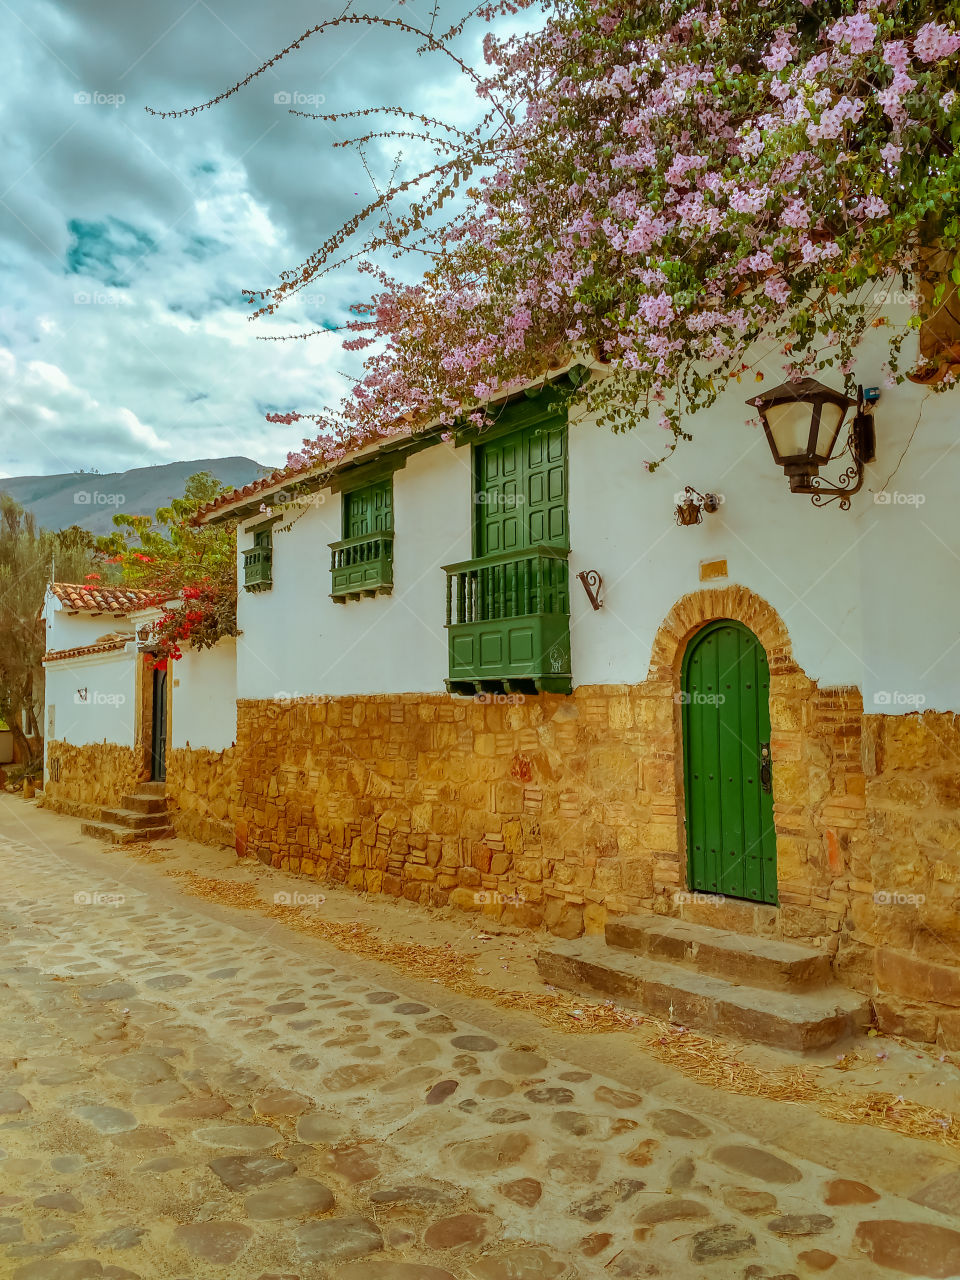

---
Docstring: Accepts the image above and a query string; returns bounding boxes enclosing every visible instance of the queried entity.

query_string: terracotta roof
[194,466,303,523]
[50,583,157,616]
[43,639,132,664]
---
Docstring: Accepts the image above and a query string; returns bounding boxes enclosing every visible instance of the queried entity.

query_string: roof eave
[198,362,595,526]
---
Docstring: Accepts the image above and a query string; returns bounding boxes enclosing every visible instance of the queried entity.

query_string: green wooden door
[476,415,567,555]
[682,620,777,905]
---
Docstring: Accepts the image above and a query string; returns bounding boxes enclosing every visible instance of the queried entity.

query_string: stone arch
[646,585,800,683]
[644,586,822,922]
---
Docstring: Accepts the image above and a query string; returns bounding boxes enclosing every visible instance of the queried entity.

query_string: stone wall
[231,670,867,946]
[43,585,960,1047]
[42,740,142,821]
[165,746,239,847]
[859,713,960,1045]
[226,585,960,1047]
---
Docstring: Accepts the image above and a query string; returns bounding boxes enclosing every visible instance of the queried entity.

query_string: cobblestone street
[2,797,960,1278]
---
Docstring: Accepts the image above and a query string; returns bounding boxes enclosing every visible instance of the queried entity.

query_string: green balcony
[243,546,272,591]
[330,532,394,601]
[443,546,572,695]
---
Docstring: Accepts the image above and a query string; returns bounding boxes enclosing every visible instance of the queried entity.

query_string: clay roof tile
[50,583,157,616]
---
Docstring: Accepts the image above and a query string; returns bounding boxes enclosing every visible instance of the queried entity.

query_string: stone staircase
[80,782,173,846]
[537,911,871,1053]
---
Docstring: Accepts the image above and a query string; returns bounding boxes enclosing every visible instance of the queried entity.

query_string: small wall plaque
[699,558,728,581]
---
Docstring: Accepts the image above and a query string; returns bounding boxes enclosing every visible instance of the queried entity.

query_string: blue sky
[0,0,502,477]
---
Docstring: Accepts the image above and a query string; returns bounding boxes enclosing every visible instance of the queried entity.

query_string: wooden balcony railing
[243,546,272,591]
[442,546,571,694]
[330,532,394,600]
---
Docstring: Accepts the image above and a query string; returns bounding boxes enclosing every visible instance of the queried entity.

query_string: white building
[42,329,960,1047]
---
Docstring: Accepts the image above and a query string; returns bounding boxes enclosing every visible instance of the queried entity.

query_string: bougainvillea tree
[152,0,960,469]
[97,473,237,662]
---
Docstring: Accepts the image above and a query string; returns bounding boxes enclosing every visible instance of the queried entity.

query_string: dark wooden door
[151,664,167,783]
[682,620,777,904]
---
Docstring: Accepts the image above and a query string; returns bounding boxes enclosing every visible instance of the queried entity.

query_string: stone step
[80,819,173,846]
[100,807,170,831]
[606,912,833,993]
[136,781,167,797]
[537,937,871,1053]
[121,793,169,815]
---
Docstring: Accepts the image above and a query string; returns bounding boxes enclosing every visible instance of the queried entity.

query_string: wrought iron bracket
[577,570,604,611]
[801,388,875,510]
[675,486,721,526]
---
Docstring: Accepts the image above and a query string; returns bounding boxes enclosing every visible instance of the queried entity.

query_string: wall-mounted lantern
[675,487,720,527]
[747,379,877,509]
[576,570,604,611]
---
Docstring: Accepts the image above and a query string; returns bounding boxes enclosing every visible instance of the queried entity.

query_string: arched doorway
[681,620,777,905]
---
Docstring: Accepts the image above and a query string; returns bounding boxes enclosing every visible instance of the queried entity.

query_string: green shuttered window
[330,476,394,600]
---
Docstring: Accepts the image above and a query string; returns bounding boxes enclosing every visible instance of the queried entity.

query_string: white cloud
[0,0,490,477]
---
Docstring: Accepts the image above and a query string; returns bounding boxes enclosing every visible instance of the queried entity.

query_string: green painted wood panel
[682,620,777,905]
[476,415,567,556]
[345,478,393,539]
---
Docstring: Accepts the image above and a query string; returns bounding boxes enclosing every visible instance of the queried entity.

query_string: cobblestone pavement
[2,802,960,1278]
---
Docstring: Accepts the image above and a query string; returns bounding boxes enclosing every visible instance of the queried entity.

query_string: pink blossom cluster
[241,0,960,470]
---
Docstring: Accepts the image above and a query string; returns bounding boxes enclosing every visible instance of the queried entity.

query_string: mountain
[0,457,270,535]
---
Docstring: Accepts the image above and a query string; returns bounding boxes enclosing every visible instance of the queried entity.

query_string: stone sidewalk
[1,797,960,1278]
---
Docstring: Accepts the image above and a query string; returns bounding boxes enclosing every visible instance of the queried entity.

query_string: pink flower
[827,14,877,56]
[860,195,890,219]
[763,31,796,73]
[915,22,960,63]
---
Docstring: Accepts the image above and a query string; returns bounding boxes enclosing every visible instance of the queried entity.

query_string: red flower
[84,572,101,582]
[134,553,154,562]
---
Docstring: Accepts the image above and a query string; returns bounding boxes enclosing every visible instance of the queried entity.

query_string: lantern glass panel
[813,400,846,462]
[766,399,815,462]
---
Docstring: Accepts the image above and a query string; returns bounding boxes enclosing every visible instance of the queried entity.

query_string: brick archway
[647,585,800,682]
[645,586,815,920]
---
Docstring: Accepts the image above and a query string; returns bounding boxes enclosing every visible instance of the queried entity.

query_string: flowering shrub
[155,0,960,469]
[97,472,237,661]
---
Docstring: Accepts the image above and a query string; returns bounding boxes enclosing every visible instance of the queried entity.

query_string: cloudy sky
[0,0,501,478]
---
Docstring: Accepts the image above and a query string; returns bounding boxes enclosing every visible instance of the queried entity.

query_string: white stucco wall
[566,328,960,711]
[171,638,237,750]
[233,328,960,712]
[44,599,132,651]
[44,650,137,749]
[237,442,472,699]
